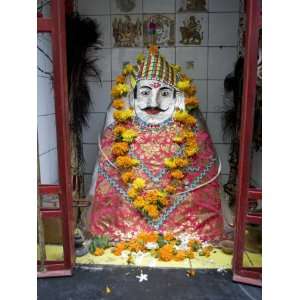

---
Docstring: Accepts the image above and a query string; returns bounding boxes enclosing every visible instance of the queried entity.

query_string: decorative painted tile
[88,81,112,113]
[206,113,230,144]
[209,13,239,46]
[94,49,112,81]
[193,80,207,112]
[83,144,98,174]
[37,76,55,116]
[176,13,208,46]
[208,47,237,79]
[143,14,175,47]
[78,0,110,15]
[143,0,175,13]
[176,47,208,79]
[208,0,239,12]
[112,15,143,47]
[112,48,143,79]
[88,16,111,48]
[176,0,208,12]
[111,0,142,14]
[207,80,225,112]
[83,113,107,143]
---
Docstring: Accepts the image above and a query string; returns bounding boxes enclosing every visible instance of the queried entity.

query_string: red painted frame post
[37,0,74,278]
[232,0,262,286]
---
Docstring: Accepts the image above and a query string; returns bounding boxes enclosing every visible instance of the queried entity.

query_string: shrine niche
[112,15,143,47]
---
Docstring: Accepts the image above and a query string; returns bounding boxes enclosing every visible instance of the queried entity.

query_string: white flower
[132,251,147,265]
[145,242,159,250]
[136,270,148,282]
[148,259,157,268]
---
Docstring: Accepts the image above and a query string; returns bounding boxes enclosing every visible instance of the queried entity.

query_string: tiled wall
[37,33,59,184]
[77,0,241,194]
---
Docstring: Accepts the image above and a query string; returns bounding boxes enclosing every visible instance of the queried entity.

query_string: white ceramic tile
[83,144,98,173]
[39,149,59,185]
[193,80,207,112]
[143,0,175,13]
[78,0,110,15]
[84,174,93,195]
[111,0,142,14]
[82,113,106,143]
[37,33,53,75]
[176,13,208,46]
[112,15,143,47]
[176,0,208,12]
[207,80,225,112]
[208,47,237,79]
[112,48,143,79]
[206,113,229,143]
[37,76,55,116]
[94,48,112,81]
[87,15,111,48]
[176,47,208,79]
[88,81,111,113]
[208,0,239,12]
[38,115,57,155]
[250,149,262,188]
[209,13,239,46]
[158,47,175,64]
[214,144,230,174]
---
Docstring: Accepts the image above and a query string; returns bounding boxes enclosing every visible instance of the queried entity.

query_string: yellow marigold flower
[111,142,129,156]
[184,145,199,157]
[94,247,105,256]
[183,130,195,140]
[158,244,174,261]
[113,125,126,136]
[145,204,159,219]
[171,64,181,73]
[111,83,129,98]
[136,53,145,64]
[144,190,159,204]
[176,79,191,91]
[115,155,139,168]
[173,110,190,122]
[128,187,138,199]
[159,196,169,207]
[165,184,177,194]
[113,109,134,122]
[122,64,134,75]
[174,250,186,261]
[149,44,159,55]
[164,158,177,169]
[133,196,146,209]
[185,96,199,109]
[170,169,185,180]
[132,177,146,190]
[115,74,126,84]
[184,84,197,97]
[121,128,138,143]
[121,171,135,184]
[186,250,195,259]
[128,239,144,252]
[112,98,125,110]
[174,157,189,168]
[185,115,197,126]
[113,242,127,256]
[173,135,185,144]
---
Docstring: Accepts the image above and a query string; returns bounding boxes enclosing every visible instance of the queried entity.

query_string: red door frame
[232,0,262,286]
[37,0,74,278]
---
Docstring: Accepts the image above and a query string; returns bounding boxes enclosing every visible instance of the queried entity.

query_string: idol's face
[134,79,176,125]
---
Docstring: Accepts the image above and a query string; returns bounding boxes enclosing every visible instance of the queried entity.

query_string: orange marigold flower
[164,232,175,241]
[127,239,144,252]
[94,247,105,256]
[113,242,127,256]
[174,250,186,261]
[113,125,126,136]
[185,84,197,97]
[184,145,199,157]
[170,169,185,180]
[145,204,159,219]
[115,74,126,84]
[121,171,135,184]
[112,142,129,156]
[112,99,125,110]
[185,96,199,109]
[115,155,139,168]
[133,196,146,209]
[174,157,189,168]
[186,250,195,259]
[128,187,138,199]
[158,244,174,261]
[165,184,177,194]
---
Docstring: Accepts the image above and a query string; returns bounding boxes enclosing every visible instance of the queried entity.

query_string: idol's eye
[160,90,170,97]
[141,89,151,96]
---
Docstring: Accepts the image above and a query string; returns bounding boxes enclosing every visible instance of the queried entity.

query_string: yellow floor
[38,245,261,269]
